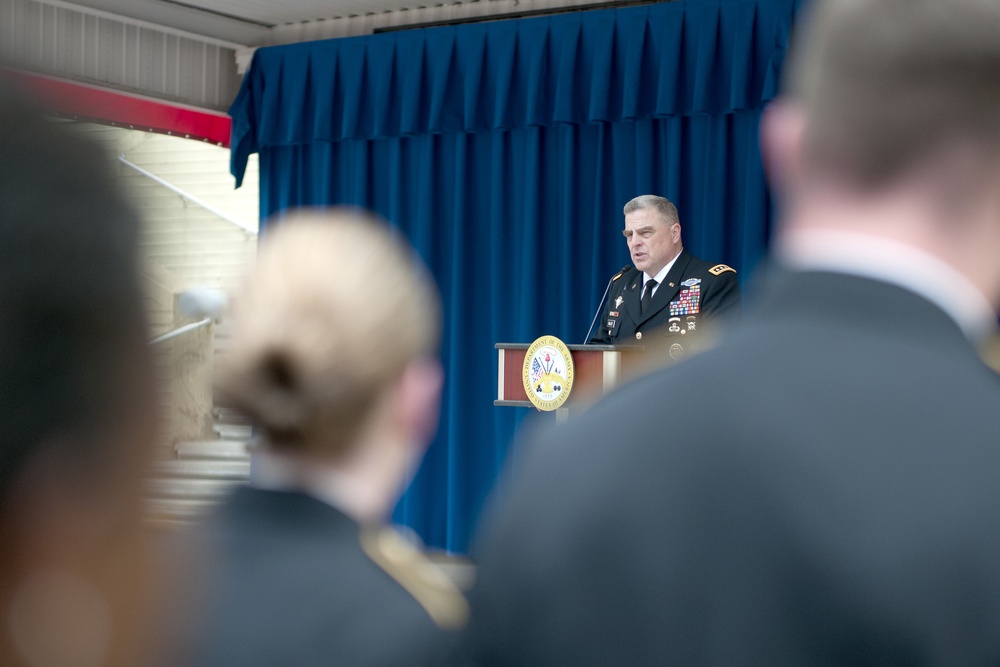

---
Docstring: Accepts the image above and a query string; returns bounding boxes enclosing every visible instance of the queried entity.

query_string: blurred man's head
[763,0,1000,306]
[0,84,158,666]
[622,195,683,276]
[216,210,443,497]
[784,0,1000,192]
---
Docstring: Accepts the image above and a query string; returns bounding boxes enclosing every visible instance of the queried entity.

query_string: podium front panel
[496,344,642,408]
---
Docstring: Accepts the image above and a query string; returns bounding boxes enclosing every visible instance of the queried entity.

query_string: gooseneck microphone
[583,265,630,344]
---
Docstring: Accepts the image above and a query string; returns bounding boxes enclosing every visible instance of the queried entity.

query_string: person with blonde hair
[169,210,467,666]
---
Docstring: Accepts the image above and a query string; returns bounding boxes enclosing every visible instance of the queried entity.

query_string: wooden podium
[495,343,646,410]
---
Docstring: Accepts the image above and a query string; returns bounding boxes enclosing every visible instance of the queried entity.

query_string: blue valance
[230,0,798,185]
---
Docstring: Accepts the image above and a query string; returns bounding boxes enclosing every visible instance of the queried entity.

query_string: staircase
[146,408,253,529]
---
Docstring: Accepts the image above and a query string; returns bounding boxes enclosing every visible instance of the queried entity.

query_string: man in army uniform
[588,195,740,349]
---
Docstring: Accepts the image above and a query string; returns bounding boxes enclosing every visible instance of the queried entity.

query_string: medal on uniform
[670,282,701,317]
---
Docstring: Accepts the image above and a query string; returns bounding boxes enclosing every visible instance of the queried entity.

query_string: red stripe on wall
[1,69,232,147]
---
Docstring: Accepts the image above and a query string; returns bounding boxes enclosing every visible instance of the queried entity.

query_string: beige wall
[71,122,258,445]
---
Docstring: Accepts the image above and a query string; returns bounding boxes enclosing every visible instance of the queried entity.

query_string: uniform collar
[778,229,996,342]
[250,449,379,523]
[644,248,683,287]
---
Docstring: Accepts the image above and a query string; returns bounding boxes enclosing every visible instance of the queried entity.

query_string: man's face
[623,208,682,276]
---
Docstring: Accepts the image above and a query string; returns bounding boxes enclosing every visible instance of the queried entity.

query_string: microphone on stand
[583,265,630,344]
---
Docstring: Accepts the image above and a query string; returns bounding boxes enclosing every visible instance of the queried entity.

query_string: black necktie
[641,279,658,315]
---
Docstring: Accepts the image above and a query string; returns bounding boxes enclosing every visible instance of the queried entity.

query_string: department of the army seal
[522,335,575,411]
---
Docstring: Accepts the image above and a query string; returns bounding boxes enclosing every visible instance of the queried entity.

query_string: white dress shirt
[643,249,683,300]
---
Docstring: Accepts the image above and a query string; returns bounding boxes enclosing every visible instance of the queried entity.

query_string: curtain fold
[229,0,805,552]
[231,0,800,185]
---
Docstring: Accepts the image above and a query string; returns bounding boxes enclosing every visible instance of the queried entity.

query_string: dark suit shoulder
[173,488,463,666]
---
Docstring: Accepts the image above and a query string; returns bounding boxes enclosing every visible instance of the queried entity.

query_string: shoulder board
[611,269,627,282]
[709,264,736,276]
[360,526,469,630]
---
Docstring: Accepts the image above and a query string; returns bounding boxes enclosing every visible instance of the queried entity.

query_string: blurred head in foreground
[216,209,443,521]
[0,85,158,666]
[165,211,458,667]
[764,0,1000,309]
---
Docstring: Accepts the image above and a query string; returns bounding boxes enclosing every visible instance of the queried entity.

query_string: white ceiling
[161,0,440,26]
[54,0,620,46]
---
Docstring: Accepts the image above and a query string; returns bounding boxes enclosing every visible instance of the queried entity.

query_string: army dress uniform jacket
[163,486,468,667]
[588,249,740,346]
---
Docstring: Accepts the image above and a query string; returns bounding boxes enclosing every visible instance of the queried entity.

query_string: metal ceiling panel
[159,0,436,26]
[43,0,628,46]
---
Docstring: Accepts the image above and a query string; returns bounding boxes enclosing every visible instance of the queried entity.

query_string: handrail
[150,318,213,345]
[118,155,258,236]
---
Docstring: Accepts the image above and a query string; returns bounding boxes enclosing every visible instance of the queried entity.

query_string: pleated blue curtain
[229,0,806,552]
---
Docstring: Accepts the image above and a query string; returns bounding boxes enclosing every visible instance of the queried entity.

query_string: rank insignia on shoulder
[681,278,701,287]
[360,526,470,630]
[709,264,736,276]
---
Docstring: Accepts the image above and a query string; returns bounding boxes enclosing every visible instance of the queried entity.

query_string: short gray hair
[623,195,679,226]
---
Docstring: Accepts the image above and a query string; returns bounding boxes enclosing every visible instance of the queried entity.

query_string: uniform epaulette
[709,264,736,276]
[360,525,470,630]
[611,268,627,281]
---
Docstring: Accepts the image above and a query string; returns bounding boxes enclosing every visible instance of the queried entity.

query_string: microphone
[583,265,630,344]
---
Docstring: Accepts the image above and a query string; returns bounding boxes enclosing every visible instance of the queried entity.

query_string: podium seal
[522,335,574,411]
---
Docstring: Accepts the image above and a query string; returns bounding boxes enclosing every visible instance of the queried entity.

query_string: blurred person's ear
[761,98,807,198]
[394,359,444,452]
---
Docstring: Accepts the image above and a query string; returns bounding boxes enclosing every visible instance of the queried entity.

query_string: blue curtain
[229,0,806,552]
